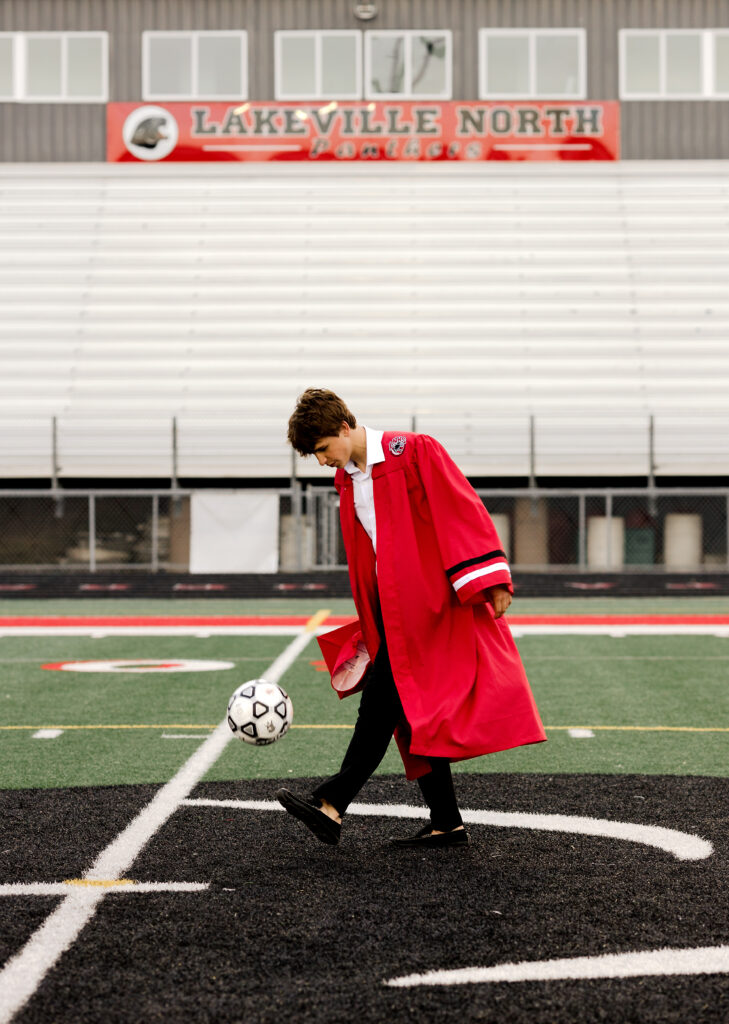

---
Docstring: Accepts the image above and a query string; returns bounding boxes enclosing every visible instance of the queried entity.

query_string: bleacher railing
[3,413,729,482]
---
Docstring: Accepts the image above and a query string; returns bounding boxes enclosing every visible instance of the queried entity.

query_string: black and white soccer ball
[227,679,293,746]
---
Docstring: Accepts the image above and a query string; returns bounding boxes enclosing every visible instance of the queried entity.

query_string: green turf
[1,626,728,790]
[2,596,729,616]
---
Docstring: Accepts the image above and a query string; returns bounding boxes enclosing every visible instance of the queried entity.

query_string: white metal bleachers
[0,160,727,479]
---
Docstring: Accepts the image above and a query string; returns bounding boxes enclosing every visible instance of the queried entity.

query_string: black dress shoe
[276,788,341,845]
[391,824,470,848]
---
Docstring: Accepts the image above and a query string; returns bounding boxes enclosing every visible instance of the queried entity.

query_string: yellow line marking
[64,879,134,888]
[546,725,729,734]
[0,723,354,731]
[2,723,728,734]
[305,608,331,632]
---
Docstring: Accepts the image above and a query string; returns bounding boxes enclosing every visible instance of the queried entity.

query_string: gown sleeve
[415,434,513,606]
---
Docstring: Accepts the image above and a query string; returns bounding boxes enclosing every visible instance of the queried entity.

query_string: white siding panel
[0,161,727,478]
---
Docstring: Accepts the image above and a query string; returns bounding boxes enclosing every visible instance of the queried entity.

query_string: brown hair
[287,388,357,455]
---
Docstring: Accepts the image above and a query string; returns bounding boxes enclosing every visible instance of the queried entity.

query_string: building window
[619,29,725,100]
[479,29,586,99]
[143,31,248,100]
[365,31,452,99]
[274,31,361,99]
[0,35,14,99]
[715,32,729,96]
[0,32,108,102]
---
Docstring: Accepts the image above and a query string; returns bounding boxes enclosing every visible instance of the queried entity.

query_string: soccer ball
[227,679,293,746]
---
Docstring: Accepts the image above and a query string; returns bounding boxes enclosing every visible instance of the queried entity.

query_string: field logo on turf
[42,659,235,673]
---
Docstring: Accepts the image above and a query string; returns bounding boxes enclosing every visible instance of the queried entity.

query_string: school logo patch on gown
[389,435,407,456]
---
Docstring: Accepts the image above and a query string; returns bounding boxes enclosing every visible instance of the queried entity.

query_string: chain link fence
[303,487,729,573]
[1,487,726,574]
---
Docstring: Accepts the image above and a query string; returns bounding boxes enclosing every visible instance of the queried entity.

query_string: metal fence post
[151,494,159,572]
[172,417,179,489]
[648,414,657,516]
[329,492,339,566]
[320,492,329,567]
[529,415,536,489]
[52,416,64,519]
[88,494,96,573]
[578,493,586,570]
[291,448,303,571]
[171,418,182,518]
[605,492,613,567]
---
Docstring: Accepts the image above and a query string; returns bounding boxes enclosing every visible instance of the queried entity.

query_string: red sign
[107,101,619,162]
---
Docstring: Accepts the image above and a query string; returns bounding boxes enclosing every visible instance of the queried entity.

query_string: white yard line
[0,882,209,896]
[161,734,212,740]
[385,945,729,987]
[181,798,713,862]
[0,628,315,1024]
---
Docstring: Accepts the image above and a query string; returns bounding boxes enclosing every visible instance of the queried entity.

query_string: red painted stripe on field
[0,615,353,627]
[508,615,729,625]
[0,614,728,627]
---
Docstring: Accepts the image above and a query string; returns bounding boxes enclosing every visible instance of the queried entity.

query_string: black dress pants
[312,639,463,832]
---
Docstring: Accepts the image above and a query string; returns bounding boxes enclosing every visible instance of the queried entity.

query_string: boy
[277,388,546,848]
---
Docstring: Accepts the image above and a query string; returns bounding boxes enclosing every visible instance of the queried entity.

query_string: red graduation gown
[318,431,546,780]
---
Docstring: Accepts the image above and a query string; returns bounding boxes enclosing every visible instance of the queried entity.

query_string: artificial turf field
[1,596,729,1023]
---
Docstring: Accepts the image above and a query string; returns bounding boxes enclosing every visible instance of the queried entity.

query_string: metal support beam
[578,493,586,570]
[88,494,96,574]
[291,447,303,571]
[151,494,159,573]
[171,417,182,518]
[648,414,657,516]
[51,416,64,519]
[529,415,536,489]
[171,417,179,490]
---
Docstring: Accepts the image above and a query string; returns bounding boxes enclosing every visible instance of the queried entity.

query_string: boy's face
[312,423,353,469]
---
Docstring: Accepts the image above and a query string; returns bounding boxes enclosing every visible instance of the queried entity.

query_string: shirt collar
[344,426,385,476]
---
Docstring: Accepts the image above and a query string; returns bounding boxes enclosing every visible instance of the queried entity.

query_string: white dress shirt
[344,426,385,554]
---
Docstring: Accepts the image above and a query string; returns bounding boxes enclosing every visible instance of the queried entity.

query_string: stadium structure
[2,9,729,1024]
[1,0,728,592]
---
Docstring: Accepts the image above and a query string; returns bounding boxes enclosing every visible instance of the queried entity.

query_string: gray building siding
[1,0,729,160]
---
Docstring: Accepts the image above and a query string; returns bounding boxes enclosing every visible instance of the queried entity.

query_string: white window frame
[478,28,586,100]
[274,30,362,100]
[619,29,720,101]
[2,32,109,102]
[142,30,248,101]
[364,29,453,100]
[0,33,15,100]
[714,31,729,98]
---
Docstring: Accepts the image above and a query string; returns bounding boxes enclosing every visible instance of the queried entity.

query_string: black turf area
[3,774,729,1024]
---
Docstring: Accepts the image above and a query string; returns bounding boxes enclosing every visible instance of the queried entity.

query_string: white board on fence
[189,492,279,573]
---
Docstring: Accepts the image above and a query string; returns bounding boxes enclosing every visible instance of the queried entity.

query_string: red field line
[508,615,729,625]
[0,616,333,627]
[1,615,729,627]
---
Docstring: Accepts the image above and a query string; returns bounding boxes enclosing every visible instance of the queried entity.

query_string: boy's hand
[487,585,512,619]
